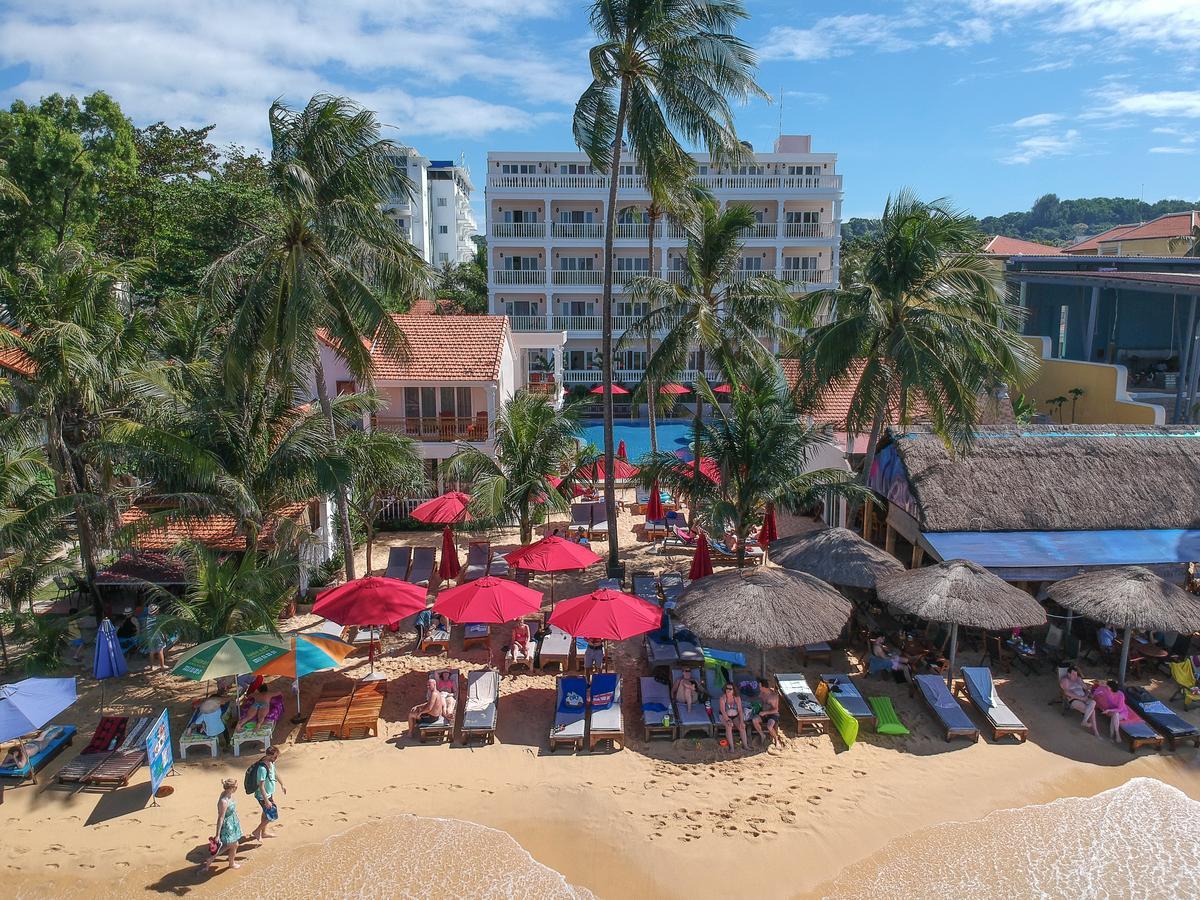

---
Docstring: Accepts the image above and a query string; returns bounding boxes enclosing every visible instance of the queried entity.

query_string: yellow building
[1065,211,1200,257]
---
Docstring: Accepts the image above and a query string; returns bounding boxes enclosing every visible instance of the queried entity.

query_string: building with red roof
[981,235,1062,257]
[1063,213,1200,257]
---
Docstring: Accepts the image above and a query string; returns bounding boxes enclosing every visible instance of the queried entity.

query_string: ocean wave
[817,777,1200,899]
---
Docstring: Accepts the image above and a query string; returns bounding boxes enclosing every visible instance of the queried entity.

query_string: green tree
[628,199,797,511]
[445,391,580,544]
[572,0,766,571]
[342,429,426,574]
[435,236,488,314]
[208,95,430,579]
[638,362,862,567]
[792,191,1039,485]
[0,92,137,263]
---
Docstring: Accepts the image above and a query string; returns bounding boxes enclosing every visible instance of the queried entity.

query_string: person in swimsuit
[434,670,456,694]
[205,778,243,871]
[673,668,699,712]
[753,684,784,749]
[1059,666,1100,737]
[408,678,447,737]
[718,683,749,751]
[505,620,531,672]
[583,638,605,676]
[237,684,282,730]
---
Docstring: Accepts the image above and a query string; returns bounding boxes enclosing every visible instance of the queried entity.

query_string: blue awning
[926,530,1200,569]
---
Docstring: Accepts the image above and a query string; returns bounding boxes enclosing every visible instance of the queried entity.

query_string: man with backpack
[245,745,286,841]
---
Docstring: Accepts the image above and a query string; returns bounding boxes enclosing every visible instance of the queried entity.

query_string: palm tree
[638,362,863,567]
[341,429,426,574]
[207,94,430,580]
[573,0,766,571]
[790,191,1039,486]
[627,199,798,511]
[1169,223,1200,257]
[445,391,581,544]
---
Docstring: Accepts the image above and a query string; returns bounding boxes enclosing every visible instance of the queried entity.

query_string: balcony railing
[730,268,766,283]
[744,223,777,239]
[493,269,546,285]
[492,222,546,239]
[374,415,490,442]
[563,368,722,386]
[781,269,832,285]
[615,223,651,239]
[488,173,842,192]
[613,269,649,284]
[783,222,835,239]
[508,315,551,332]
[553,222,604,239]
[553,314,601,331]
[552,269,602,285]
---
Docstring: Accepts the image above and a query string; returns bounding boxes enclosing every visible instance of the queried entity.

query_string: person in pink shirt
[1092,679,1143,743]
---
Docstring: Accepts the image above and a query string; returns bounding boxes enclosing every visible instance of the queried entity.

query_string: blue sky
[1,0,1197,222]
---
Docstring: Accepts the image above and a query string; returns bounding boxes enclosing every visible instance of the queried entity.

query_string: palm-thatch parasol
[674,566,852,674]
[772,527,905,591]
[876,559,1047,685]
[1047,566,1200,685]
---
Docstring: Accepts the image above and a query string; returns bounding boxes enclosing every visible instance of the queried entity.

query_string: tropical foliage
[342,429,426,574]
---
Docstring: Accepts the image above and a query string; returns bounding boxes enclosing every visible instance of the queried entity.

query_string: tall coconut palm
[207,94,430,579]
[790,191,1040,485]
[445,391,581,545]
[638,362,864,567]
[628,199,798,511]
[341,429,426,574]
[573,0,766,571]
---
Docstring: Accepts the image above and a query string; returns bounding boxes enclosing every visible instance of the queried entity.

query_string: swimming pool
[580,419,695,461]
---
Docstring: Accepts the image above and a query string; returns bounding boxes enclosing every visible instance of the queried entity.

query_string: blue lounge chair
[819,674,876,726]
[640,676,675,741]
[958,667,1028,742]
[1125,686,1200,751]
[669,666,713,739]
[0,724,77,784]
[914,674,978,743]
[588,673,624,751]
[550,676,587,752]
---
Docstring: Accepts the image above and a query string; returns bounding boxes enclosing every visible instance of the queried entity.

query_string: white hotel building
[484,134,842,395]
[383,149,478,267]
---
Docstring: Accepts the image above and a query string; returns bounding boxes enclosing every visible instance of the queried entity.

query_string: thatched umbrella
[876,559,1047,685]
[772,527,905,591]
[1047,566,1200,686]
[674,566,852,674]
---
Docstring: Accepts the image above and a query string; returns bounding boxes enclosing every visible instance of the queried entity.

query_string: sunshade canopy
[0,677,77,742]
[1046,566,1200,632]
[875,559,1047,630]
[433,576,544,624]
[773,527,904,590]
[505,535,603,573]
[171,632,291,681]
[312,576,428,626]
[409,492,472,524]
[253,633,357,679]
[549,589,662,640]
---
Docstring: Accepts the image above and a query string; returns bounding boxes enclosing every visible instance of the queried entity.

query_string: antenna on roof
[778,86,783,138]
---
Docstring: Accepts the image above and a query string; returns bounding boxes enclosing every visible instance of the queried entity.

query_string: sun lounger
[406,546,436,587]
[85,717,152,788]
[385,545,412,580]
[674,631,704,666]
[775,674,831,737]
[342,679,387,739]
[417,671,457,743]
[0,725,77,784]
[420,624,450,655]
[463,542,490,582]
[308,619,351,641]
[914,674,978,743]
[1117,716,1165,754]
[957,667,1028,743]
[588,673,624,751]
[670,666,714,738]
[632,574,659,603]
[232,694,284,757]
[177,701,234,759]
[303,680,354,741]
[463,623,491,651]
[538,625,573,671]
[550,675,588,752]
[819,675,876,726]
[488,552,510,578]
[645,632,680,674]
[866,696,910,736]
[598,577,622,591]
[640,677,675,741]
[643,517,668,538]
[57,716,127,784]
[710,540,764,564]
[461,669,500,745]
[660,571,685,589]
[1125,686,1200,751]
[660,525,698,554]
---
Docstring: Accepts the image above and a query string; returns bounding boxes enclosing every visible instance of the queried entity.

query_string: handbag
[208,836,219,855]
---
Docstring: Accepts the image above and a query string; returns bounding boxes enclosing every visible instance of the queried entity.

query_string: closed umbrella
[438,526,461,581]
[506,535,603,604]
[254,633,357,723]
[433,576,544,624]
[313,577,429,673]
[689,532,714,581]
[645,481,665,521]
[92,618,127,711]
[549,589,661,640]
[0,677,77,743]
[171,632,292,682]
[758,505,778,551]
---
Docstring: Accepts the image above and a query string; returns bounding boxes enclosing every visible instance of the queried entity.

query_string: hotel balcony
[552,269,602,286]
[614,223,651,240]
[562,368,722,386]
[743,223,778,239]
[487,173,842,193]
[506,314,673,335]
[784,222,836,239]
[373,414,490,442]
[493,269,546,285]
[781,269,833,286]
[492,222,546,239]
[553,222,604,239]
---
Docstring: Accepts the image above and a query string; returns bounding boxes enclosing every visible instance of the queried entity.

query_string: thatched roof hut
[675,567,851,670]
[1046,567,1200,632]
[876,559,1047,630]
[772,527,904,590]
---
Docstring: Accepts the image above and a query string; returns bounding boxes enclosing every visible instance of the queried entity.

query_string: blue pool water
[580,420,694,461]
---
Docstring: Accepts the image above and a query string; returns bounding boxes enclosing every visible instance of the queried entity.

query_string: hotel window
[438,225,448,234]
[564,299,593,317]
[501,163,536,174]
[1057,305,1070,358]
[505,300,538,316]
[695,165,709,175]
[559,256,594,271]
[559,210,594,223]
[562,163,593,174]
[737,256,763,271]
[438,252,449,264]
[618,208,648,224]
[437,198,447,207]
[616,300,648,318]
[787,165,821,176]
[619,164,641,175]
[439,387,473,418]
[503,255,538,270]
[733,165,764,175]
[783,256,819,271]
[404,386,438,421]
[566,350,593,369]
[786,211,820,224]
[503,209,539,223]
[617,350,647,370]
[615,257,649,272]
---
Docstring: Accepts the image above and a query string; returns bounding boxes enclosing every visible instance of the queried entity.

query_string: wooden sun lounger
[1126,686,1200,751]
[538,626,572,671]
[85,718,152,789]
[57,717,129,784]
[588,674,624,751]
[420,627,450,655]
[914,674,979,743]
[775,673,832,737]
[384,545,411,580]
[341,680,387,739]
[417,670,458,744]
[303,681,354,741]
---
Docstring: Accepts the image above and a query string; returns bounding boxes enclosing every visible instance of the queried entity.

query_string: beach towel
[961,667,1025,729]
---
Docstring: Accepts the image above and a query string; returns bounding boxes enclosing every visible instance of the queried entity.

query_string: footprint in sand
[46,863,60,870]
[807,796,822,805]
[115,862,130,869]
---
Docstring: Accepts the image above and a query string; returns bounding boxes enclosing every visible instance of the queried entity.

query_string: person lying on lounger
[408,678,448,736]
[1059,666,1100,737]
[238,684,283,730]
[505,621,532,672]
[1,737,33,769]
[673,668,700,712]
[718,683,749,752]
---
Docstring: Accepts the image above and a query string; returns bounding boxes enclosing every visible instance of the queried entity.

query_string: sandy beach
[5,500,1200,899]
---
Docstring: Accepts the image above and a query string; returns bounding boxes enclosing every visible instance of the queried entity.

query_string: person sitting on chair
[718,683,749,752]
[505,620,532,672]
[408,678,447,737]
[1059,666,1100,737]
[673,667,700,712]
[238,684,282,730]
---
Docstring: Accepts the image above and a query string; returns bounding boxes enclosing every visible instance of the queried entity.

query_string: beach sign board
[146,708,172,797]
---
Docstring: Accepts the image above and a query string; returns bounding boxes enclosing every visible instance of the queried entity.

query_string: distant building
[1061,224,1140,256]
[981,235,1062,258]
[1063,212,1200,257]
[382,149,478,267]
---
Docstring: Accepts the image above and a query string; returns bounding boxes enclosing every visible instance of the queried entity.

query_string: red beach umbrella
[548,474,586,498]
[549,589,662,641]
[586,457,640,481]
[433,576,544,624]
[658,383,690,395]
[616,439,628,461]
[312,577,428,672]
[712,384,732,394]
[438,525,460,580]
[645,481,665,521]
[409,492,472,524]
[689,532,715,581]
[759,504,779,550]
[590,383,630,395]
[506,535,604,604]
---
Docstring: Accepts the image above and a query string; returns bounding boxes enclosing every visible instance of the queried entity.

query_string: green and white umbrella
[171,632,291,681]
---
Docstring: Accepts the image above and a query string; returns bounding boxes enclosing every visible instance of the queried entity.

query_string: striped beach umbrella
[171,632,291,681]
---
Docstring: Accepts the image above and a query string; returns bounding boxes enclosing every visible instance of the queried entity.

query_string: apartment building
[484,134,843,395]
[382,149,478,267]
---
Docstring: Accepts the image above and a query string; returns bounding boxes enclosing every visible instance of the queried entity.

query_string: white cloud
[1001,128,1080,164]
[783,90,831,105]
[1010,113,1063,128]
[760,15,916,61]
[1104,90,1200,119]
[1149,146,1195,155]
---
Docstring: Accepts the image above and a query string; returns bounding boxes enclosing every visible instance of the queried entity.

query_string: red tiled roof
[0,325,35,377]
[1111,211,1199,243]
[780,359,928,428]
[982,235,1062,256]
[1063,224,1140,254]
[369,313,508,381]
[96,552,188,585]
[120,504,308,552]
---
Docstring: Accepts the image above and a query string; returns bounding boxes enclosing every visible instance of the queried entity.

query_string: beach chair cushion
[776,675,827,720]
[640,677,672,726]
[670,667,713,731]
[84,716,128,754]
[866,696,910,736]
[1125,686,1200,738]
[0,725,76,777]
[915,675,977,733]
[961,667,1026,730]
[553,677,588,738]
[385,546,411,579]
[1121,719,1160,740]
[589,674,622,733]
[463,669,499,732]
[820,675,873,720]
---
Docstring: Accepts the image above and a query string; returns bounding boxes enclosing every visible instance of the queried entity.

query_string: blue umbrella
[93,619,128,710]
[0,677,78,742]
